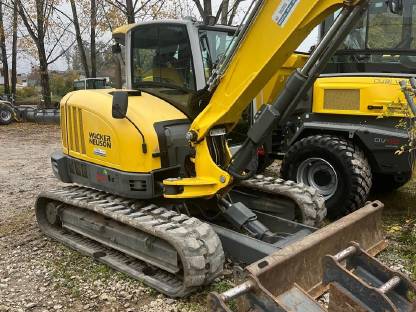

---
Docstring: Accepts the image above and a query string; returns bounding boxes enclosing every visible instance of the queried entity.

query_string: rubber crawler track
[36,185,224,298]
[239,175,327,227]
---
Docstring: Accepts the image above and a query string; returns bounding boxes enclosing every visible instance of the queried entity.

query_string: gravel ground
[0,123,232,312]
[1,123,415,311]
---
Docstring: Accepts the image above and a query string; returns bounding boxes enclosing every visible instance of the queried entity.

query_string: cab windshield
[322,0,416,73]
[131,24,235,118]
[131,23,197,115]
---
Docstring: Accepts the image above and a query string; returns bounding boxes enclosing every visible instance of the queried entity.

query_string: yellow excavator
[35,0,416,309]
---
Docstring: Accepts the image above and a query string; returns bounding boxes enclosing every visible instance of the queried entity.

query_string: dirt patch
[0,123,226,312]
[373,175,416,280]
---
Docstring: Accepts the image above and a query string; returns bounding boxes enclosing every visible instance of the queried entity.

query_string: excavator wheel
[281,135,372,220]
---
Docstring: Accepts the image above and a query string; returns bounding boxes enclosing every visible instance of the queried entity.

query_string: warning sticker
[272,0,300,27]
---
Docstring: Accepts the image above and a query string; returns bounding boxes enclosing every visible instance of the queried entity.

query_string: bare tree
[16,0,75,108]
[220,0,229,24]
[90,0,97,77]
[0,1,10,95]
[227,0,245,25]
[11,0,18,99]
[105,0,166,24]
[126,0,134,23]
[193,0,245,25]
[70,0,90,77]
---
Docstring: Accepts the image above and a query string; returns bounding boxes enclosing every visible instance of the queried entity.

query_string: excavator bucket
[208,201,416,311]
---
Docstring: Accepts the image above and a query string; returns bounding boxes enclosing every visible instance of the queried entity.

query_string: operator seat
[152,51,184,86]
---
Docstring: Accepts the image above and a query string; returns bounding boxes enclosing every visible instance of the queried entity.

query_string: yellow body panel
[112,24,137,44]
[61,89,187,173]
[164,139,231,198]
[254,53,309,109]
[254,74,409,117]
[312,76,409,116]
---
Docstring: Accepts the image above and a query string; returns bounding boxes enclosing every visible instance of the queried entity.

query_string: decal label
[89,132,111,148]
[96,169,109,183]
[93,148,107,157]
[272,0,300,27]
[373,78,402,85]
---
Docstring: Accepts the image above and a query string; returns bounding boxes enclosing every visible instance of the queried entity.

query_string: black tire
[372,172,412,193]
[0,105,14,125]
[280,135,372,220]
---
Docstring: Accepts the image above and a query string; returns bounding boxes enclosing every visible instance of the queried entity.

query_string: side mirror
[112,91,128,119]
[387,0,403,14]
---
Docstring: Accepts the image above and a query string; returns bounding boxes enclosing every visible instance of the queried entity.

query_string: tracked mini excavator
[35,0,414,307]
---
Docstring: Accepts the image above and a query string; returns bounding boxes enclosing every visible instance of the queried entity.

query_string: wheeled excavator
[34,0,416,308]
[256,0,416,219]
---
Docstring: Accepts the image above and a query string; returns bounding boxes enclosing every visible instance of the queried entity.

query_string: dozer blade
[208,201,398,311]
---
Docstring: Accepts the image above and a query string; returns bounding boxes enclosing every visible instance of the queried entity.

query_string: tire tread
[281,135,372,219]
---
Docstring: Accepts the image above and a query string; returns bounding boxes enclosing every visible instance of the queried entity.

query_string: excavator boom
[194,0,349,136]
[163,0,369,199]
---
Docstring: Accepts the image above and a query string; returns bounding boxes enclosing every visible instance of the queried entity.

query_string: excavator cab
[322,0,416,73]
[113,20,236,119]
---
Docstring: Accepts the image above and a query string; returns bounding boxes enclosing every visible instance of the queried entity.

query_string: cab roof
[112,19,236,45]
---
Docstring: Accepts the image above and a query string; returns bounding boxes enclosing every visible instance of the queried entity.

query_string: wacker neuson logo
[89,132,112,148]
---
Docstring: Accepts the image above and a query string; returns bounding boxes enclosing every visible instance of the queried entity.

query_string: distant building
[16,73,28,88]
[0,66,29,88]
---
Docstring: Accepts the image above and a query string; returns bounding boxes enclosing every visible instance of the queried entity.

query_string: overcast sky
[17,1,318,74]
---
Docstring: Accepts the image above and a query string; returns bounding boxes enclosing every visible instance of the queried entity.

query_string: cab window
[199,29,235,81]
[131,24,196,90]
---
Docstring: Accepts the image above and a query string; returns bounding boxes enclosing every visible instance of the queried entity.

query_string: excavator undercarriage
[36,174,326,297]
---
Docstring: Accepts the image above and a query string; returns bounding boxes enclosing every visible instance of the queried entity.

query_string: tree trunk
[36,0,51,108]
[16,0,52,107]
[126,0,135,24]
[228,0,242,25]
[220,0,229,25]
[90,0,97,77]
[0,1,10,96]
[70,0,90,77]
[38,43,52,108]
[203,0,212,16]
[11,0,18,100]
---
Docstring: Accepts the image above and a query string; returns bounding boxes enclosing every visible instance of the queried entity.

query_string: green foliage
[50,71,80,97]
[380,86,416,156]
[16,86,38,98]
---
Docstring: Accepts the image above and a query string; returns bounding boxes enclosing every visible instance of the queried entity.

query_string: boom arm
[163,0,369,199]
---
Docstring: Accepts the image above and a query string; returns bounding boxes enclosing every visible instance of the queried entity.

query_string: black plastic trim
[153,119,190,168]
